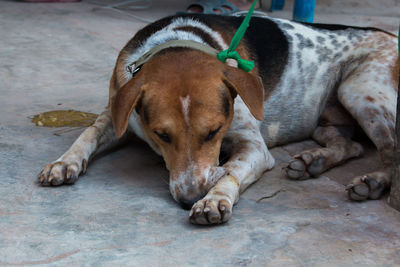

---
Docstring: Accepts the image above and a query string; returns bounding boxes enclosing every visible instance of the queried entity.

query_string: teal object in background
[270,0,285,11]
[293,0,315,22]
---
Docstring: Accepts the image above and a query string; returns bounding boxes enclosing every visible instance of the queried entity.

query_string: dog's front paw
[189,193,233,225]
[38,159,87,186]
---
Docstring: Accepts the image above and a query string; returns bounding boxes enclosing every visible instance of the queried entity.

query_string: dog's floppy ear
[111,77,145,138]
[223,66,265,120]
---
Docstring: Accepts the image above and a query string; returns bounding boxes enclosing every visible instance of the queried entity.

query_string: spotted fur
[38,14,398,224]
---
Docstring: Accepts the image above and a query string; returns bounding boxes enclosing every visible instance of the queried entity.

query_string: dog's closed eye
[154,131,171,143]
[205,126,221,142]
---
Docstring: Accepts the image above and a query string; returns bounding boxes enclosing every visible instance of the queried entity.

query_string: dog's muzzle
[169,166,226,209]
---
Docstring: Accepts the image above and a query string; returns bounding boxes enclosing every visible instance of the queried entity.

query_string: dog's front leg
[189,123,275,224]
[38,109,123,186]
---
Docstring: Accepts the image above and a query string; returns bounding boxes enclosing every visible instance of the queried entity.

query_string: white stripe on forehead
[180,95,191,127]
[123,17,230,81]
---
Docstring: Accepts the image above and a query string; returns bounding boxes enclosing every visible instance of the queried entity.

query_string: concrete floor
[1,0,400,265]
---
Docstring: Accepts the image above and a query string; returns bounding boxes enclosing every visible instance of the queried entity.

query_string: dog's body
[38,14,399,224]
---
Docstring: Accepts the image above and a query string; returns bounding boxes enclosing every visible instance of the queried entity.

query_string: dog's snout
[171,167,223,209]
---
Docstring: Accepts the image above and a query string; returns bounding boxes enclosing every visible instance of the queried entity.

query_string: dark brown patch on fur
[304,22,396,37]
[220,89,231,118]
[205,14,288,101]
[365,96,375,103]
[142,103,150,124]
[393,58,399,91]
[122,16,177,54]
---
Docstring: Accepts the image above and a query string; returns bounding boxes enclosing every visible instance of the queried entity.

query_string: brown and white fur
[38,14,399,224]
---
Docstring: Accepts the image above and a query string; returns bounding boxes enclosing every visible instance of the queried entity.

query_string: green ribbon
[217,0,258,72]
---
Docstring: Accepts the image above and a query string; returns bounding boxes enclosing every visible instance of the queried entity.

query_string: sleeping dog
[38,14,399,224]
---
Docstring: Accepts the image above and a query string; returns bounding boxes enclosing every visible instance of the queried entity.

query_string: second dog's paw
[189,193,232,225]
[37,159,87,186]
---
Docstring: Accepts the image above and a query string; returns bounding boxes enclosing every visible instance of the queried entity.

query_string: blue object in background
[270,0,285,11]
[293,0,315,23]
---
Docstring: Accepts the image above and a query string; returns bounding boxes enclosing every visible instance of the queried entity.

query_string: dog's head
[111,50,264,208]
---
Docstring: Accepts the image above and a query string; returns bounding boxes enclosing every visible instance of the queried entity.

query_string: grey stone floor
[1,0,400,265]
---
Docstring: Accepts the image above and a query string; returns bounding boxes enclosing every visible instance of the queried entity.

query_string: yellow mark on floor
[32,110,98,127]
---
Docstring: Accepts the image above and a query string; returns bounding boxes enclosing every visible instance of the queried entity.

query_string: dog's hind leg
[338,74,397,199]
[337,33,398,200]
[286,32,398,201]
[340,84,395,201]
[285,124,364,180]
[38,109,125,186]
